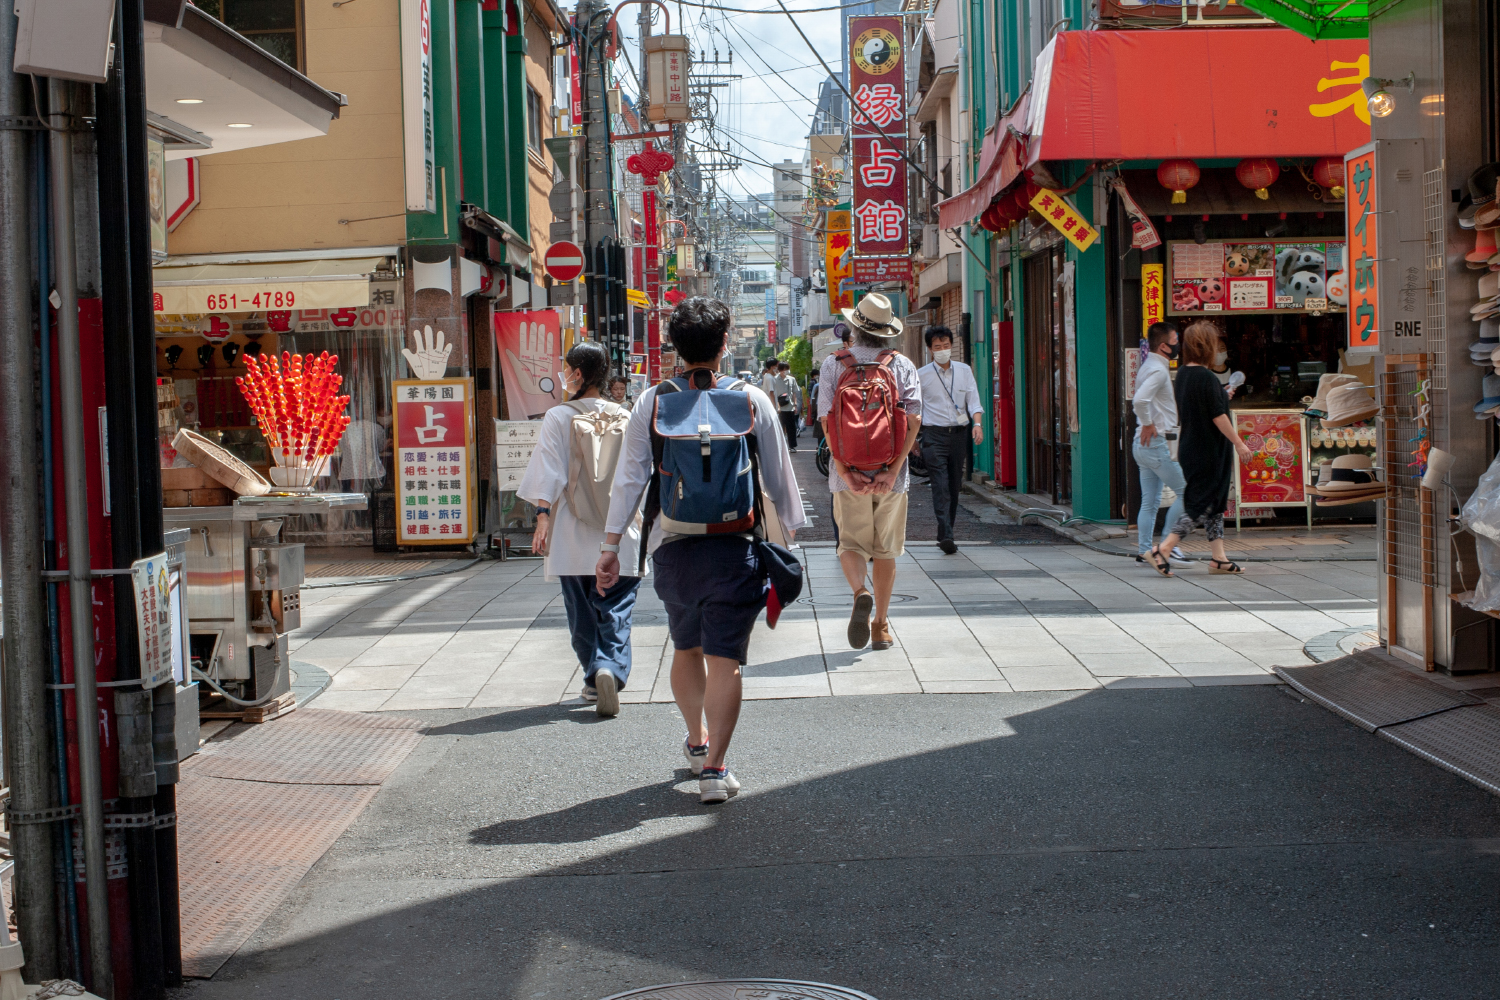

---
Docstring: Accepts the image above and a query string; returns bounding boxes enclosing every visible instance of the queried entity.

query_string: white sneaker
[683,736,709,774]
[699,767,740,804]
[594,670,619,717]
[580,685,598,703]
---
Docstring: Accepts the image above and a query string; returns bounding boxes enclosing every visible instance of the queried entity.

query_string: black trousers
[780,410,799,449]
[920,425,969,542]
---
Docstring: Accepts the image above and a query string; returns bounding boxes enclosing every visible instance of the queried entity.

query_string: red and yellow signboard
[1345,145,1378,348]
[1028,188,1099,252]
[1141,264,1164,336]
[826,228,853,313]
[850,15,908,268]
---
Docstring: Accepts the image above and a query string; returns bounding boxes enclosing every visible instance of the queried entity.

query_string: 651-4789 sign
[203,290,298,311]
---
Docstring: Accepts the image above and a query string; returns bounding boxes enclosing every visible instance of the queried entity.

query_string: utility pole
[0,9,59,981]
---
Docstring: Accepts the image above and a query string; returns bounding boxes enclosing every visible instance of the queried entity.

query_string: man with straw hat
[817,293,924,652]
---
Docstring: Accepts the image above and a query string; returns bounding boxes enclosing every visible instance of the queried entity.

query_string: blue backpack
[640,370,763,566]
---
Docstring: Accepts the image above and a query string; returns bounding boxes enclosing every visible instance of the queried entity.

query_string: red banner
[850,16,908,264]
[851,257,911,282]
[849,15,904,136]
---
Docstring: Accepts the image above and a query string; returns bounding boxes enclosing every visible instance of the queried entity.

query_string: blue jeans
[1133,435,1186,557]
[559,575,641,688]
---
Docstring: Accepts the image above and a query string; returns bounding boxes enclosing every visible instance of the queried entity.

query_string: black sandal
[1208,558,1244,575]
[1147,546,1174,578]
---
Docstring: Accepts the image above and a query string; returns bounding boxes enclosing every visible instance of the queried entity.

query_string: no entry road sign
[544,241,585,282]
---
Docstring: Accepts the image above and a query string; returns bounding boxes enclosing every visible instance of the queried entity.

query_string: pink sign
[495,309,566,420]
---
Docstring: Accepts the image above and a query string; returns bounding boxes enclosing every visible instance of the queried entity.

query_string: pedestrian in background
[819,294,922,651]
[1148,321,1253,577]
[517,342,640,717]
[597,298,805,803]
[1132,322,1189,569]
[608,375,630,406]
[780,359,804,449]
[916,324,982,555]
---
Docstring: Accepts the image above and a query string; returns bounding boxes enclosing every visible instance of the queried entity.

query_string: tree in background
[777,337,813,385]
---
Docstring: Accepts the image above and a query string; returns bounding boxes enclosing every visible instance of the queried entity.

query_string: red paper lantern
[979,203,1005,232]
[1157,159,1200,204]
[1236,158,1281,200]
[1312,156,1345,199]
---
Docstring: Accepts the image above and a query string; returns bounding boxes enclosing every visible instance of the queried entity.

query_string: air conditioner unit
[922,225,940,259]
[14,0,117,83]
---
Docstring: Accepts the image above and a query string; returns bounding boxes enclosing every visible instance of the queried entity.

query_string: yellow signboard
[1028,188,1100,253]
[626,288,652,309]
[1141,264,1164,336]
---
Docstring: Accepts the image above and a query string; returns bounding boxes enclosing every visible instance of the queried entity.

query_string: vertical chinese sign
[1140,264,1165,338]
[849,16,908,272]
[627,143,675,383]
[1346,145,1378,348]
[393,379,476,544]
[400,0,435,213]
[826,209,853,314]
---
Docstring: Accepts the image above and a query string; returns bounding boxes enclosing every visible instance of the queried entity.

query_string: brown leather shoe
[871,620,894,650]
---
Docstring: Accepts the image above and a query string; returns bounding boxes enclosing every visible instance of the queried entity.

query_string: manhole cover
[795,594,918,607]
[599,981,878,1000]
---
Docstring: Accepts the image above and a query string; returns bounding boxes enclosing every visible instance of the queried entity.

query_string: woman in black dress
[1148,322,1253,577]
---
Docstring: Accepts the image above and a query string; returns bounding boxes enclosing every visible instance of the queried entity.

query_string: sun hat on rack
[1476,374,1500,415]
[1322,383,1379,428]
[1469,228,1498,264]
[1302,372,1360,418]
[1311,454,1380,494]
[839,293,904,339]
[1475,164,1500,227]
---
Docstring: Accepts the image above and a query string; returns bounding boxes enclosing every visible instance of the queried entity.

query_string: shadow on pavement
[178,687,1500,1000]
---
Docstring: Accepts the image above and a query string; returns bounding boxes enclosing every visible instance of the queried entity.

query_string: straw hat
[840,293,904,339]
[1313,454,1379,493]
[1322,383,1378,428]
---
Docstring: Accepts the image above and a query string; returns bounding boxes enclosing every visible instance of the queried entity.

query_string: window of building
[527,85,544,154]
[195,0,304,70]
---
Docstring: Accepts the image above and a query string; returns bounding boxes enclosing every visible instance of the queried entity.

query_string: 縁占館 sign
[850,15,908,264]
[393,379,475,544]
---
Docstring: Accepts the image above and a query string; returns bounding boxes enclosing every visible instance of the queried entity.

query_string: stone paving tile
[290,543,1377,710]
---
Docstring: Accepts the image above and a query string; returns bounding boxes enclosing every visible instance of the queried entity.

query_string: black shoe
[939,539,957,555]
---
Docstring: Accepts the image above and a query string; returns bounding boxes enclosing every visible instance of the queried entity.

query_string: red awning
[938,28,1370,228]
[935,92,1029,230]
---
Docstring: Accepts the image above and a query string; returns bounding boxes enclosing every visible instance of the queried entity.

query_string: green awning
[1239,0,1404,40]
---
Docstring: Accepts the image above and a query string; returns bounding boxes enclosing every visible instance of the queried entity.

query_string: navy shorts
[652,536,768,665]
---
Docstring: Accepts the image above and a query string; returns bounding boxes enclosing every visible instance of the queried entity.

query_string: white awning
[153,256,387,313]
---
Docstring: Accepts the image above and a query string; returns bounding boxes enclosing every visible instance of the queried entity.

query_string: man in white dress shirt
[916,325,983,555]
[597,298,805,804]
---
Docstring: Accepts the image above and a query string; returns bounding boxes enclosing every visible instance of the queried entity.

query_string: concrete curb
[960,483,1378,563]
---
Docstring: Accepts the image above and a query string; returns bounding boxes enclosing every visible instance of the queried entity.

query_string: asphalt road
[171,686,1500,1000]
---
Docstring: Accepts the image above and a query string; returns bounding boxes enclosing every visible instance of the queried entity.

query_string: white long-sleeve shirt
[516,399,643,580]
[605,374,807,554]
[916,360,983,428]
[1131,353,1178,438]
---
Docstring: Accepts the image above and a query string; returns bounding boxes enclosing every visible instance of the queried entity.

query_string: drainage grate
[1380,704,1500,796]
[599,981,879,1000]
[1275,652,1480,732]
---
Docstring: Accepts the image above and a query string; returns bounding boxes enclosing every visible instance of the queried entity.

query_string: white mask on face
[932,349,953,364]
[1214,351,1228,366]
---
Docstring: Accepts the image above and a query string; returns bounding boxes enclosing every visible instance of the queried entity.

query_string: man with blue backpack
[596,298,805,804]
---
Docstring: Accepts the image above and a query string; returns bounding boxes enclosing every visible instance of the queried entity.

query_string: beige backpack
[562,400,630,530]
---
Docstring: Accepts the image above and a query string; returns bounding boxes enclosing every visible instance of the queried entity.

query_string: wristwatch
[599,542,621,553]
[535,508,551,517]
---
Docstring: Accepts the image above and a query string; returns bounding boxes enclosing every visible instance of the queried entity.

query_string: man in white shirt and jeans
[916,324,983,555]
[1133,322,1187,565]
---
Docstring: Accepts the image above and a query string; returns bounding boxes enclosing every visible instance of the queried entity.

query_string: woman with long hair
[516,342,642,715]
[1147,322,1253,577]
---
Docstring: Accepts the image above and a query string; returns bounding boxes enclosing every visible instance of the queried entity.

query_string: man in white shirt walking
[597,298,805,804]
[916,325,983,555]
[1132,322,1187,566]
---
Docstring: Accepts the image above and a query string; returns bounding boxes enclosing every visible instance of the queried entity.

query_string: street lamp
[1361,73,1415,119]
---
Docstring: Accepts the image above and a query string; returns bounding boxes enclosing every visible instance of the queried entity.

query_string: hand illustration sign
[403,325,453,380]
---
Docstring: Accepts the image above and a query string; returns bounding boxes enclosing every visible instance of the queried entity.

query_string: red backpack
[825,349,908,473]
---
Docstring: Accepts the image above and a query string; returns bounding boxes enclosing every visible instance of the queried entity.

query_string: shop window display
[155,281,405,548]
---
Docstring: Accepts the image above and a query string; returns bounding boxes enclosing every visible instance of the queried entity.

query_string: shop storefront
[942,26,1371,522]
[154,249,404,548]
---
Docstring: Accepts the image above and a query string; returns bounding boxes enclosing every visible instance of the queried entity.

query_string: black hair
[1147,321,1178,353]
[564,341,609,400]
[763,357,778,370]
[607,375,629,388]
[667,297,731,364]
[924,324,955,349]
[777,361,790,369]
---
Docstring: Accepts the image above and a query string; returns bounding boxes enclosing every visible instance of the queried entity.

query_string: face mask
[1214,351,1228,366]
[932,349,952,364]
[1162,342,1179,360]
